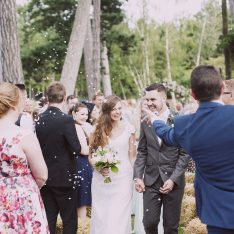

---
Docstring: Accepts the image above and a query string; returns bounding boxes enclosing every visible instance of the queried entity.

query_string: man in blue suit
[144,65,234,234]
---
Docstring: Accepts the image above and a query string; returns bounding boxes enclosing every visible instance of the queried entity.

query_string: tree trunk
[84,19,94,100]
[119,80,126,100]
[229,0,234,22]
[222,0,231,79]
[196,17,207,66]
[142,0,150,85]
[60,0,92,95]
[0,0,23,83]
[101,42,112,96]
[165,25,176,109]
[92,0,101,92]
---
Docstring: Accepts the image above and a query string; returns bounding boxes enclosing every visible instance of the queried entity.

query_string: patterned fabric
[0,133,49,234]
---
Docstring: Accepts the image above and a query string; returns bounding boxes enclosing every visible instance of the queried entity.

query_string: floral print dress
[0,132,49,234]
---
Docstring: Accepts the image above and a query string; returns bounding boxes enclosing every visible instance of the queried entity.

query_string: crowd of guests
[1,65,234,234]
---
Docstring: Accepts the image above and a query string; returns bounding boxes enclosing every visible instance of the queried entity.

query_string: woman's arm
[21,132,48,188]
[75,124,89,155]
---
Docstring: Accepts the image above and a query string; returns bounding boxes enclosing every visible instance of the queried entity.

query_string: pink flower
[1,153,10,161]
[17,215,25,226]
[0,213,9,222]
[26,210,33,221]
[32,221,42,234]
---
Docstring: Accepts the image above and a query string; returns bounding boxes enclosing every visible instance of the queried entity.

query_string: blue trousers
[207,226,234,234]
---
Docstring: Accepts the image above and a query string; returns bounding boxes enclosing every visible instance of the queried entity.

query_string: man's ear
[190,89,197,100]
[221,81,225,95]
[63,96,67,103]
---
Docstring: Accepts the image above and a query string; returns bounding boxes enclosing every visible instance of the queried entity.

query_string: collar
[47,106,64,112]
[159,108,170,122]
[211,100,224,105]
[198,101,224,109]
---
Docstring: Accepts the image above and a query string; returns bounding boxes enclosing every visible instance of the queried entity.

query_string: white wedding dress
[90,124,134,234]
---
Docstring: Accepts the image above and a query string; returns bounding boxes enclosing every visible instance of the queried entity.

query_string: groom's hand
[160,179,175,194]
[134,178,145,193]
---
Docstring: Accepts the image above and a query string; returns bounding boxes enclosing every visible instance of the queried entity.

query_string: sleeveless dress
[0,131,49,233]
[90,124,134,234]
[76,154,93,207]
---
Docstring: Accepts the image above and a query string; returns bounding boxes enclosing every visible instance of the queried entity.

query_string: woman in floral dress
[0,83,49,233]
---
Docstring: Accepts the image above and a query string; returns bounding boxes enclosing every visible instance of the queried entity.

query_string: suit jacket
[134,114,190,188]
[153,102,234,229]
[35,106,81,187]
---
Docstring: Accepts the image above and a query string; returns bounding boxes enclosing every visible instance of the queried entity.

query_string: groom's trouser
[143,177,184,234]
[207,226,234,234]
[40,186,77,234]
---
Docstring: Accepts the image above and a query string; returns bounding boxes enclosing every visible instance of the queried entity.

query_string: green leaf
[111,165,119,173]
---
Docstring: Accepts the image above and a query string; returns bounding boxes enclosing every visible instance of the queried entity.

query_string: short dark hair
[47,82,66,104]
[66,95,77,103]
[145,83,167,95]
[191,65,223,102]
[68,102,87,115]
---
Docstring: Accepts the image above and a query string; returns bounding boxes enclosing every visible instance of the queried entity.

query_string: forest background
[8,0,234,101]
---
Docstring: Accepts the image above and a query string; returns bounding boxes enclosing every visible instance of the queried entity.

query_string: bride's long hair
[90,95,121,150]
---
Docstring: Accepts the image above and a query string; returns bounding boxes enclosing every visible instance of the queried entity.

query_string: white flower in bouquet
[91,145,120,183]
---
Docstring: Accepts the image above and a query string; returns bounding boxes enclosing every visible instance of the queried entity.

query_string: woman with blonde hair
[89,95,136,234]
[0,83,49,233]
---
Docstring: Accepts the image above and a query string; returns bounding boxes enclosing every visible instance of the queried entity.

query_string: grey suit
[134,118,190,234]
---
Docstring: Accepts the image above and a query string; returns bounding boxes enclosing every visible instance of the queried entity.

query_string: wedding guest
[69,103,93,231]
[134,83,190,234]
[146,65,234,234]
[89,95,136,234]
[82,101,99,126]
[35,82,81,234]
[66,95,78,113]
[15,84,34,131]
[222,79,234,105]
[0,82,49,233]
[92,91,104,111]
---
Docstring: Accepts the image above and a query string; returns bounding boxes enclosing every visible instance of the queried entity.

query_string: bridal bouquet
[90,145,120,183]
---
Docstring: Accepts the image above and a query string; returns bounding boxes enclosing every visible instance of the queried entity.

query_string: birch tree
[84,19,94,100]
[92,0,101,92]
[0,0,23,83]
[165,25,176,109]
[60,0,92,95]
[229,0,234,22]
[222,0,231,79]
[196,17,207,66]
[101,42,112,96]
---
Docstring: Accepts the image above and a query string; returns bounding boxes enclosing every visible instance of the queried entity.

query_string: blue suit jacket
[153,102,234,229]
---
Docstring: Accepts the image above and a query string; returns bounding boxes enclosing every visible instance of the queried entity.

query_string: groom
[134,83,190,234]
[146,65,234,234]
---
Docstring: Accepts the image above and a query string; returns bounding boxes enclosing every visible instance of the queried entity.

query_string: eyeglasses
[223,91,232,97]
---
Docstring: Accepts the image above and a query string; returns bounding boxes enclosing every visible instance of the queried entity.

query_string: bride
[89,95,136,234]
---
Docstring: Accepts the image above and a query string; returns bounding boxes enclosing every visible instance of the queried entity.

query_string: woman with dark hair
[69,103,93,231]
[89,95,136,234]
[82,101,99,126]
